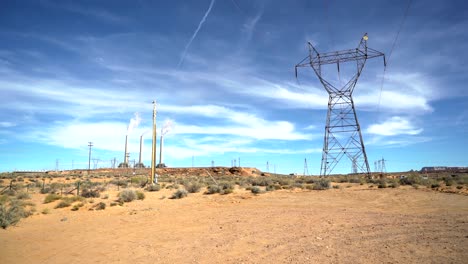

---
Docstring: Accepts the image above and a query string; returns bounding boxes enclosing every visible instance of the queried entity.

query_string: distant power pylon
[352,157,358,174]
[375,158,387,174]
[380,157,387,174]
[303,158,309,176]
[92,158,100,170]
[266,161,269,173]
[111,158,117,169]
[296,33,385,177]
[88,142,93,173]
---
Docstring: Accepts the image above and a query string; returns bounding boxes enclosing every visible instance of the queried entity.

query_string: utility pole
[238,157,241,167]
[151,101,157,184]
[55,159,59,172]
[266,161,269,173]
[88,142,93,174]
[296,33,385,177]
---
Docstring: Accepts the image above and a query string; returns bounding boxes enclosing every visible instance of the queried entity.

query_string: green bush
[136,191,145,200]
[205,185,221,194]
[16,192,31,200]
[0,202,24,229]
[250,186,262,194]
[185,182,203,193]
[145,184,161,192]
[118,189,137,202]
[44,194,61,204]
[80,189,100,198]
[313,178,330,190]
[170,189,188,199]
[378,179,387,189]
[95,202,106,210]
[220,182,234,194]
[266,184,282,191]
[55,200,72,209]
[400,175,421,185]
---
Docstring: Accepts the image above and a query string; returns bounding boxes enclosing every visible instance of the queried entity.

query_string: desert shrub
[220,182,234,194]
[184,182,203,193]
[456,185,463,189]
[111,179,129,188]
[166,183,179,189]
[349,178,361,184]
[0,202,25,229]
[313,179,331,190]
[145,184,161,192]
[55,200,72,209]
[44,193,61,204]
[171,189,188,199]
[110,202,118,207]
[378,179,387,188]
[332,185,340,189]
[443,177,454,186]
[249,178,272,187]
[388,179,400,188]
[136,191,145,200]
[40,186,53,194]
[101,194,109,199]
[205,185,221,194]
[95,202,106,210]
[400,175,421,185]
[118,189,137,202]
[80,188,100,198]
[71,205,80,211]
[250,186,262,194]
[266,184,280,191]
[15,192,31,200]
[42,208,50,214]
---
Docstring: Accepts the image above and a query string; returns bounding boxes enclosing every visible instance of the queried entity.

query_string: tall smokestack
[139,135,143,164]
[159,135,164,166]
[124,135,128,164]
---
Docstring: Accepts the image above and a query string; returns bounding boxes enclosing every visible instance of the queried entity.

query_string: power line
[377,0,412,115]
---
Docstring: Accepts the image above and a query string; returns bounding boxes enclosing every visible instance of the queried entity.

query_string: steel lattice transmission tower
[295,33,385,177]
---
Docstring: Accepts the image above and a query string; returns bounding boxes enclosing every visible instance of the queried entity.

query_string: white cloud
[366,116,423,136]
[0,122,16,127]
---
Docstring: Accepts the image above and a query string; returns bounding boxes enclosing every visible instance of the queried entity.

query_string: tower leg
[320,94,370,177]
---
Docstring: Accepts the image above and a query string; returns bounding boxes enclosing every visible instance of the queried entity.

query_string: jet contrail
[178,0,216,68]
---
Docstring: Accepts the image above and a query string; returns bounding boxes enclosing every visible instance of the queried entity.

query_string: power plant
[135,134,146,168]
[118,135,129,168]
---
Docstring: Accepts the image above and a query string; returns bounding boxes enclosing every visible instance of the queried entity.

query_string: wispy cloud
[0,122,16,128]
[366,116,423,136]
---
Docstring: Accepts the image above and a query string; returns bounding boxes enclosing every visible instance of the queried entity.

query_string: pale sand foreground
[1,186,467,263]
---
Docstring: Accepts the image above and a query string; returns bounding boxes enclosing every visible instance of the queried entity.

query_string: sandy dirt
[1,185,467,264]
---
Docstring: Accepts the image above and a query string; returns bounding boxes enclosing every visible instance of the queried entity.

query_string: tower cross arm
[308,47,385,66]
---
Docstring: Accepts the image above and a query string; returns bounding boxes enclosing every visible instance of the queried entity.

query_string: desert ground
[1,171,468,263]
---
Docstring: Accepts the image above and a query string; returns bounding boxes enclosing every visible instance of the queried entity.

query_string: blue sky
[0,0,467,174]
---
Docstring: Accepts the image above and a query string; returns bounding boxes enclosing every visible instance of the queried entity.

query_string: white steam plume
[141,130,150,137]
[126,112,141,135]
[161,119,174,136]
[178,0,216,67]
